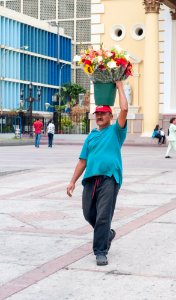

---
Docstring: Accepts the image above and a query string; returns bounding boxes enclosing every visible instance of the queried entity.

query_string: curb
[0,141,167,147]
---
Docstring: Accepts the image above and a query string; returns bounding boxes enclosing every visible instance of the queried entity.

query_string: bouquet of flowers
[74,44,133,83]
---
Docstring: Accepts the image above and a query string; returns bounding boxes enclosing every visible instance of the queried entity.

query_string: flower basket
[74,44,132,106]
[94,82,116,106]
[74,44,133,106]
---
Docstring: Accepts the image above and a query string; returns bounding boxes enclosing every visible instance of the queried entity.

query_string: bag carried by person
[159,129,165,137]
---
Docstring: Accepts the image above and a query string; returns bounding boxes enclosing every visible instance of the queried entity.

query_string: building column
[143,0,162,136]
[170,11,176,110]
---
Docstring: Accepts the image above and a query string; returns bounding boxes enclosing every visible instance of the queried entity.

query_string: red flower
[98,64,106,70]
[116,58,127,67]
[84,59,92,66]
[125,62,133,76]
[110,51,115,59]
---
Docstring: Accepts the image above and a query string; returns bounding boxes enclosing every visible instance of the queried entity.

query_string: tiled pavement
[0,144,176,299]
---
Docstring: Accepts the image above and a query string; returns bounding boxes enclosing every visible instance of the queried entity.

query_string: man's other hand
[66,182,75,197]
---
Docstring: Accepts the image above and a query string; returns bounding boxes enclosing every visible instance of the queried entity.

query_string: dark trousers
[155,133,165,144]
[82,176,119,256]
[48,133,54,147]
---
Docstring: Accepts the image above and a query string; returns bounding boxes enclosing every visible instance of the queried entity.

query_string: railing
[61,112,89,134]
[0,112,90,135]
[0,115,17,133]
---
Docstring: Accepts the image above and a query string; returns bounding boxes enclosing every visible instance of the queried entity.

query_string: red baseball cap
[93,105,112,114]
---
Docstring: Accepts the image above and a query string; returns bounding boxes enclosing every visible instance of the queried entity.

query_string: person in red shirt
[33,118,43,148]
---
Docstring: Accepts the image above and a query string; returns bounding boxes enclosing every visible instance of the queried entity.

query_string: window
[131,24,145,40]
[110,25,126,41]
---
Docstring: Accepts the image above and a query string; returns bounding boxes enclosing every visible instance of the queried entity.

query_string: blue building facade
[0,7,71,116]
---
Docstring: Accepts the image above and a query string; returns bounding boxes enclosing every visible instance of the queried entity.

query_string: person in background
[47,119,55,148]
[165,117,176,158]
[66,81,128,266]
[152,124,165,144]
[33,118,43,148]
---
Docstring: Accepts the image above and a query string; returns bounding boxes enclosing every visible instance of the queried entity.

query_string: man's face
[173,119,176,125]
[95,112,113,129]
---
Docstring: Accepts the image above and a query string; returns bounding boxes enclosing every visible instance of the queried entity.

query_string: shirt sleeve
[115,119,127,146]
[172,124,176,131]
[79,137,89,160]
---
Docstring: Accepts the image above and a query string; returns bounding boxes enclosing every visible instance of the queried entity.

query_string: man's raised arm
[116,81,128,128]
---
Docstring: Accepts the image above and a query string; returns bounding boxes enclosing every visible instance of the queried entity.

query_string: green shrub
[61,117,73,130]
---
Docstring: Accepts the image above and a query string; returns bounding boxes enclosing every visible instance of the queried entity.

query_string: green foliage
[52,83,86,113]
[60,83,86,104]
[2,125,14,133]
[61,116,73,130]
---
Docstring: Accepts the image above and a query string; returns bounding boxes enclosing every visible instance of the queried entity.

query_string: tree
[59,83,86,107]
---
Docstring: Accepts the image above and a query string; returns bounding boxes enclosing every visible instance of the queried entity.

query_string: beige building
[90,0,176,136]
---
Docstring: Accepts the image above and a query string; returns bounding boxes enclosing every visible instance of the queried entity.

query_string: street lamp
[0,46,7,133]
[45,63,69,133]
[45,102,50,111]
[20,83,41,137]
[58,63,68,133]
[47,22,70,133]
[45,96,59,134]
[78,93,85,106]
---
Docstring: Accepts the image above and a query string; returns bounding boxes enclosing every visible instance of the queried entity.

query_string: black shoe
[165,156,171,158]
[107,229,116,250]
[96,255,108,266]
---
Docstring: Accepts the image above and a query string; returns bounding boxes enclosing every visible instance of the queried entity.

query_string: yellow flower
[84,64,94,74]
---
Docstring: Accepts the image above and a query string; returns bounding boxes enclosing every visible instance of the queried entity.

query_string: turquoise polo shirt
[79,120,127,188]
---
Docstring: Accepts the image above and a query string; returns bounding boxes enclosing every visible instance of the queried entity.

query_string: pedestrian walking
[66,81,128,266]
[165,117,176,158]
[33,118,43,148]
[47,119,55,147]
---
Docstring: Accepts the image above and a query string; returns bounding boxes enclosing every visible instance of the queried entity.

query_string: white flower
[107,61,116,68]
[73,55,81,62]
[124,52,130,60]
[98,56,102,63]
[114,45,122,52]
[107,52,113,57]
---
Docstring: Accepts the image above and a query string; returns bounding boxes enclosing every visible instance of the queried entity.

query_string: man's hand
[116,81,123,90]
[67,182,75,197]
[66,159,86,197]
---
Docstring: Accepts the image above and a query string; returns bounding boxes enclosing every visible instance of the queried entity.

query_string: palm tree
[58,83,86,108]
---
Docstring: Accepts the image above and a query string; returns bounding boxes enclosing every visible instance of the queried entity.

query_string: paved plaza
[0,142,176,299]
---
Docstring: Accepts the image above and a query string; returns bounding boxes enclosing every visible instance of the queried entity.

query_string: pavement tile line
[0,169,32,177]
[116,198,176,240]
[68,267,176,280]
[1,207,141,236]
[0,199,176,299]
[0,243,92,300]
[1,226,91,236]
[0,180,67,201]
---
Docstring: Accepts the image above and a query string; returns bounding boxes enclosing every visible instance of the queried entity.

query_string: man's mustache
[97,118,103,121]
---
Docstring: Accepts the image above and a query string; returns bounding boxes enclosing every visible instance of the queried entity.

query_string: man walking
[67,81,128,266]
[33,118,43,148]
[47,119,55,147]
